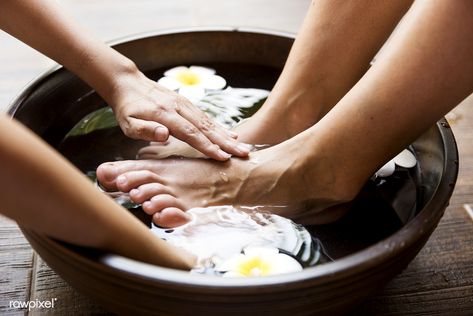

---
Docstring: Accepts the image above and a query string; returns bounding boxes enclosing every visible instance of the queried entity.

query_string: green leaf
[66,107,118,137]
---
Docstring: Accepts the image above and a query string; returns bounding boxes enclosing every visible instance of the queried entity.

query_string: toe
[142,194,184,214]
[129,183,171,204]
[96,163,118,190]
[97,160,168,188]
[153,207,191,228]
[116,170,163,192]
[97,161,144,190]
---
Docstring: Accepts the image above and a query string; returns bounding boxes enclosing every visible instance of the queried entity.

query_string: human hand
[107,71,252,161]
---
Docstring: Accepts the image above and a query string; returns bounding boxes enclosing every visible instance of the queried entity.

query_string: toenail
[117,175,127,185]
[100,165,118,181]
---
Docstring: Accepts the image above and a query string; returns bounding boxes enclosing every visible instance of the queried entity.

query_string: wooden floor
[1,1,472,315]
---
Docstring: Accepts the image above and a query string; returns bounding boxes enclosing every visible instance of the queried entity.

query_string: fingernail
[228,130,238,138]
[154,126,169,141]
[130,189,139,196]
[143,201,151,209]
[237,143,253,153]
[117,175,127,185]
[218,149,232,160]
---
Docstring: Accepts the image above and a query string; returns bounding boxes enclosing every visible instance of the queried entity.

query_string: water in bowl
[59,63,420,268]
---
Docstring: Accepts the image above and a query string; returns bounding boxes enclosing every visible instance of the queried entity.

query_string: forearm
[307,0,473,188]
[0,115,193,269]
[0,0,137,104]
[0,0,250,159]
[264,0,412,125]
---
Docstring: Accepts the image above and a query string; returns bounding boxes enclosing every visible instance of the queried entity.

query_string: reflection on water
[152,206,329,275]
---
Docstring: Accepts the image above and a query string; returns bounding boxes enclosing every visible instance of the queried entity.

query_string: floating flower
[157,66,226,103]
[215,247,303,277]
[375,149,417,178]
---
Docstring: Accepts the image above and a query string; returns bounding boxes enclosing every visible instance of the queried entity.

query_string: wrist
[95,57,143,106]
[72,46,142,106]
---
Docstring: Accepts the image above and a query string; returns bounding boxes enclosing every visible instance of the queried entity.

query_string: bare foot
[97,137,359,228]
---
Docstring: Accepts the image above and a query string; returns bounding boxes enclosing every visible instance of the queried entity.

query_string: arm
[239,0,413,143]
[0,115,195,269]
[0,0,249,161]
[301,0,473,200]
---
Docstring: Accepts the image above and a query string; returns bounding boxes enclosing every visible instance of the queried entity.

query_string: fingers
[121,117,170,142]
[114,80,248,160]
[177,105,252,157]
[137,138,205,159]
[160,113,233,161]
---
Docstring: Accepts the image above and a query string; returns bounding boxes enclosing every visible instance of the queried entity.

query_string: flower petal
[214,254,245,272]
[393,149,417,168]
[157,76,182,91]
[178,86,206,103]
[164,66,189,78]
[202,75,227,90]
[243,247,279,257]
[268,253,303,275]
[189,65,216,76]
[375,160,396,177]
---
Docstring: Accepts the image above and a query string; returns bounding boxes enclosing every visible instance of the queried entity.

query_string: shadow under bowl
[8,28,458,316]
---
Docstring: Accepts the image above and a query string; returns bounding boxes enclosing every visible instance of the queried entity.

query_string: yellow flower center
[237,257,272,277]
[176,70,201,86]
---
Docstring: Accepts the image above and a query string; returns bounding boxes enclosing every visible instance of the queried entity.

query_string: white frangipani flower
[393,149,417,168]
[157,66,226,103]
[215,247,303,278]
[375,149,417,178]
[375,160,396,178]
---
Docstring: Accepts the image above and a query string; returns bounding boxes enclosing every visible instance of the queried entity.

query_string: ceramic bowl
[8,28,458,316]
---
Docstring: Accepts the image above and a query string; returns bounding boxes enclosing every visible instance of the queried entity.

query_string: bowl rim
[13,27,459,289]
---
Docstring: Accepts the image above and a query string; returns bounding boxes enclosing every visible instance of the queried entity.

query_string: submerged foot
[97,138,359,228]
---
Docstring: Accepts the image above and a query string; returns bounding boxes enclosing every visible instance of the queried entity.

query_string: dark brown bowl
[8,28,458,315]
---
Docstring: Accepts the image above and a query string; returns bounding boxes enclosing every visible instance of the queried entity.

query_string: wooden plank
[28,255,110,316]
[0,217,33,315]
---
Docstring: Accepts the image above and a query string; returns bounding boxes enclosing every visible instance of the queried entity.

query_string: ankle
[290,133,362,205]
[264,90,326,137]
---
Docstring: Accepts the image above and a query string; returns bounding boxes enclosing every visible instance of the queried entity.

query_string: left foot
[97,138,359,228]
